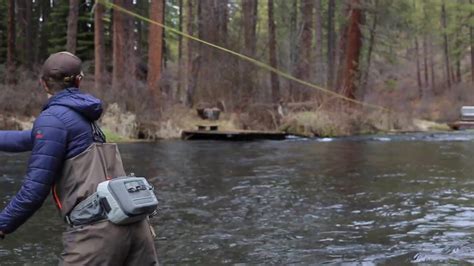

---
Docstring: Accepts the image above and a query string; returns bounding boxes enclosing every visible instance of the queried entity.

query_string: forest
[0,0,473,139]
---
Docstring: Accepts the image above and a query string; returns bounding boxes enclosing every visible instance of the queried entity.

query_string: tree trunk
[314,0,323,83]
[242,0,258,58]
[441,1,451,88]
[295,0,314,101]
[147,0,164,97]
[335,1,350,93]
[289,0,298,99]
[127,0,138,82]
[471,0,474,83]
[241,0,258,101]
[184,0,195,107]
[339,0,363,100]
[6,0,15,84]
[268,0,280,104]
[429,36,436,92]
[67,0,79,53]
[191,0,228,105]
[456,60,461,83]
[16,0,25,65]
[451,63,456,84]
[415,37,422,97]
[30,0,39,62]
[361,0,378,90]
[453,26,462,84]
[16,0,32,68]
[112,0,127,90]
[327,0,336,89]
[333,1,351,93]
[134,0,147,64]
[94,1,105,91]
[177,0,183,102]
[161,0,167,69]
[196,0,224,103]
[24,0,33,68]
[423,36,429,87]
[217,0,228,45]
[38,0,51,62]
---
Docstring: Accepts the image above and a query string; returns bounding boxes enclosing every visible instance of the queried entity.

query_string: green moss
[102,128,130,143]
[428,123,450,131]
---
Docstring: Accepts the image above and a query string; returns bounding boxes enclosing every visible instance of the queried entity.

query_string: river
[2,132,474,264]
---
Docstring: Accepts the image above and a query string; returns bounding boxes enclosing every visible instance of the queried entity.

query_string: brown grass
[279,107,403,137]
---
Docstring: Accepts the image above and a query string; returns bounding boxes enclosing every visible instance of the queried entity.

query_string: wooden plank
[181,130,287,141]
[448,121,474,130]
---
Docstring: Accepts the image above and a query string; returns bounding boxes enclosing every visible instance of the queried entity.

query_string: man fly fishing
[0,52,158,265]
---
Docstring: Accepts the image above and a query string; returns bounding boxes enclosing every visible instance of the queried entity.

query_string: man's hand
[0,231,4,239]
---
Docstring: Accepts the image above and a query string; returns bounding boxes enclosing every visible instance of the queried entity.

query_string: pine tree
[16,0,34,68]
[67,0,79,53]
[48,0,69,54]
[76,1,94,60]
[471,0,474,83]
[339,0,363,100]
[112,0,127,91]
[441,1,451,88]
[184,0,196,107]
[0,0,7,63]
[48,0,92,60]
[37,0,52,62]
[295,0,314,101]
[6,0,15,84]
[241,0,258,101]
[147,0,164,97]
[95,0,106,91]
[327,0,336,89]
[268,0,280,104]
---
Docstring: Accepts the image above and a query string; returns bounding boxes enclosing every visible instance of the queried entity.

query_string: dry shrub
[279,105,413,137]
[0,72,45,117]
[0,114,34,130]
[99,103,137,139]
[413,82,473,122]
[235,104,280,131]
[363,48,473,124]
[281,111,349,137]
[0,70,44,130]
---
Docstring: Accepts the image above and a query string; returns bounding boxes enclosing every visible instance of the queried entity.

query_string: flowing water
[2,132,474,264]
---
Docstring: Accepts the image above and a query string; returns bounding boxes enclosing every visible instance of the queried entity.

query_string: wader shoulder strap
[91,122,107,143]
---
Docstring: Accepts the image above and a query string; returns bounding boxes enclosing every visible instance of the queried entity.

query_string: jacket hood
[43,88,103,121]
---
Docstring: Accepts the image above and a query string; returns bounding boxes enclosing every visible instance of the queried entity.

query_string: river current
[2,132,474,264]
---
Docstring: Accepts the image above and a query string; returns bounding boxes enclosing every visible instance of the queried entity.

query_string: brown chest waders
[54,143,158,266]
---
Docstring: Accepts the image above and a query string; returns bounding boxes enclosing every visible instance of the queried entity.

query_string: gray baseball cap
[41,52,82,82]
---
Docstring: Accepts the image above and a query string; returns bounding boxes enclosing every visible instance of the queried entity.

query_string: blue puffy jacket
[0,88,103,234]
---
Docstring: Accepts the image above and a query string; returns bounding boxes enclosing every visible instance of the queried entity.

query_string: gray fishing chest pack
[68,176,158,226]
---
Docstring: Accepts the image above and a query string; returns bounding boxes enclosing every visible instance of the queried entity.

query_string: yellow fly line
[97,0,390,113]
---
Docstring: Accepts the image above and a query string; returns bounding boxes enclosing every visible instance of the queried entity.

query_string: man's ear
[40,79,52,95]
[74,76,82,88]
[74,75,82,87]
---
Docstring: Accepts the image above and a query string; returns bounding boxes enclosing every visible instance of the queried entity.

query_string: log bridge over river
[181,125,287,141]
